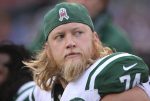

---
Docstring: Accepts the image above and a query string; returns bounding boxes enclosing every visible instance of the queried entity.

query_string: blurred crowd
[0,0,150,100]
[0,0,57,50]
[109,0,150,66]
[0,0,149,54]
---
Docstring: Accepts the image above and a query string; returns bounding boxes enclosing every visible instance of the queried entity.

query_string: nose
[65,35,76,49]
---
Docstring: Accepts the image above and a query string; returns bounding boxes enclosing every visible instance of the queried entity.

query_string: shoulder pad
[86,52,149,97]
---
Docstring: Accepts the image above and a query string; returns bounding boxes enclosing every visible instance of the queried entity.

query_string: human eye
[55,33,65,41]
[74,30,83,37]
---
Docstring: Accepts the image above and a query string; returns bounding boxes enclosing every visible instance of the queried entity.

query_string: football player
[25,2,150,101]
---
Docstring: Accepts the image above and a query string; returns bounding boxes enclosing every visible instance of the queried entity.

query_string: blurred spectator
[27,5,57,52]
[9,1,51,47]
[1,0,149,62]
[0,12,12,41]
[0,0,57,52]
[65,0,133,53]
[0,41,35,101]
[109,0,150,71]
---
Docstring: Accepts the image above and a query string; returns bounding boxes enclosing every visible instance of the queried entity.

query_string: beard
[61,53,88,82]
[59,40,102,82]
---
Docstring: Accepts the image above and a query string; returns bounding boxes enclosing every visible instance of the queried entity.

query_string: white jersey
[31,77,150,101]
[14,81,36,101]
[29,85,52,101]
[30,53,150,101]
[138,77,150,98]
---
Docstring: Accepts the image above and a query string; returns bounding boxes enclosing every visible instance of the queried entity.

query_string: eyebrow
[51,29,64,34]
[55,32,65,36]
[69,27,83,33]
[52,26,82,35]
[71,27,80,31]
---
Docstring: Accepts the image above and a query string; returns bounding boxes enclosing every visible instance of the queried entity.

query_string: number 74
[119,73,141,90]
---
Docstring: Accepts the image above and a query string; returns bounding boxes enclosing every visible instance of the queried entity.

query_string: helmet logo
[59,8,69,21]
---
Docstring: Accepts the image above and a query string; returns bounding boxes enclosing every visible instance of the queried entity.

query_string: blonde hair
[24,49,59,90]
[25,41,113,91]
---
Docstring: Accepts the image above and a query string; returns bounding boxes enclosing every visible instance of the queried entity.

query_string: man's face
[46,23,99,81]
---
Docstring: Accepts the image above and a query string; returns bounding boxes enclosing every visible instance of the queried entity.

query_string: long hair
[25,39,113,91]
[24,49,59,91]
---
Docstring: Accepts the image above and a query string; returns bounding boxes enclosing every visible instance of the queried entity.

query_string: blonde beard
[59,41,101,82]
[61,55,89,82]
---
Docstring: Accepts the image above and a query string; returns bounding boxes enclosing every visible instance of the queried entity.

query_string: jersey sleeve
[29,85,53,101]
[14,81,36,101]
[138,77,150,98]
[91,53,149,97]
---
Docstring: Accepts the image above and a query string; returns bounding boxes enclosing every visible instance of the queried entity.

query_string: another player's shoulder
[14,81,36,101]
[29,85,52,101]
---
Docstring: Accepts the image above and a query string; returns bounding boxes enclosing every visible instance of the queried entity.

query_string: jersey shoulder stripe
[85,52,149,97]
[30,85,52,101]
[85,52,132,90]
[17,81,35,95]
[15,81,36,101]
[28,87,35,101]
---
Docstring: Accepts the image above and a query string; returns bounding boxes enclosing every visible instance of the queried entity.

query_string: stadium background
[0,0,150,69]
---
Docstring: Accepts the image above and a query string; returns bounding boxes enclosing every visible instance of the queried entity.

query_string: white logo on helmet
[59,8,69,21]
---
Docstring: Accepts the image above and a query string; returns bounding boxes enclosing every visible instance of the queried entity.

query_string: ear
[44,42,51,59]
[93,31,100,43]
[44,42,48,49]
